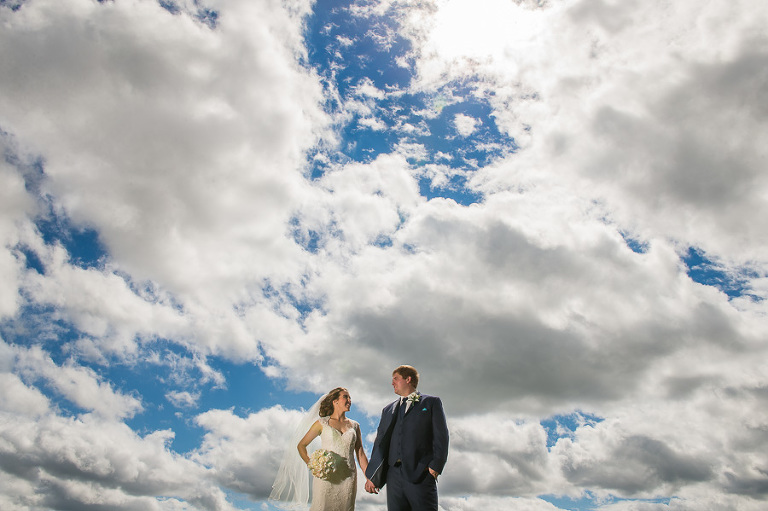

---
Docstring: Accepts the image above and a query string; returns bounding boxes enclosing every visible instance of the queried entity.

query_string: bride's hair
[319,387,347,417]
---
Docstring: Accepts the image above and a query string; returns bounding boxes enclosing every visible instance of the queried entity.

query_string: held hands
[363,470,438,495]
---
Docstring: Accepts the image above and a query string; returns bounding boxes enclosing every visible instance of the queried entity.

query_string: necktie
[398,397,406,418]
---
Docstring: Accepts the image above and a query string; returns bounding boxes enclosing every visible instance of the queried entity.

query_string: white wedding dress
[310,416,358,511]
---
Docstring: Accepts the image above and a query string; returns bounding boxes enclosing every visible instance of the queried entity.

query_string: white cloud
[0,0,327,325]
[355,78,386,100]
[441,414,554,496]
[453,113,479,136]
[193,405,311,499]
[0,148,36,319]
[23,244,188,357]
[0,411,232,511]
[359,116,388,131]
[0,0,341,379]
[401,0,768,268]
[274,183,761,408]
[166,390,200,409]
[337,35,355,47]
[0,372,50,417]
[316,153,422,248]
[441,495,562,511]
[0,334,233,510]
[14,344,143,419]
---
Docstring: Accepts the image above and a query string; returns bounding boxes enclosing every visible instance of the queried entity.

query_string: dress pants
[386,464,438,511]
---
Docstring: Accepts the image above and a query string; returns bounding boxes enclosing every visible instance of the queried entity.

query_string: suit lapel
[384,399,400,430]
[403,393,421,417]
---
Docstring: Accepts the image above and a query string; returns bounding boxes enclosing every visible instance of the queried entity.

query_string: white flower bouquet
[308,449,337,480]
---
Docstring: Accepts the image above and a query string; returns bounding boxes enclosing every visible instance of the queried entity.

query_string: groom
[364,365,449,511]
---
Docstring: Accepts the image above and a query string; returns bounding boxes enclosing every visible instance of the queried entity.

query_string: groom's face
[392,373,412,396]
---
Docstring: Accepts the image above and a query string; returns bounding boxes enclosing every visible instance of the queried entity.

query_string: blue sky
[1,1,768,511]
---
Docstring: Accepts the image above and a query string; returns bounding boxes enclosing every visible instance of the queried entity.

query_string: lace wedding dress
[310,416,358,511]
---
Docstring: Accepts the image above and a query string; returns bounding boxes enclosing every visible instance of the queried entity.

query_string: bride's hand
[364,479,379,494]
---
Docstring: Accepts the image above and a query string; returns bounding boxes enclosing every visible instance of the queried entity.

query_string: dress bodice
[318,417,357,469]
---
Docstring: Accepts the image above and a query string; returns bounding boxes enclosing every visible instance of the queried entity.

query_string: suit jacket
[365,393,449,487]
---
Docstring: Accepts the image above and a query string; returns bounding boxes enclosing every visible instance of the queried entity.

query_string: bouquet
[308,449,337,480]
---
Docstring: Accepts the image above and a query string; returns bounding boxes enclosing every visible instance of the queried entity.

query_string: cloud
[0,335,238,510]
[22,243,188,359]
[0,378,230,511]
[192,405,310,499]
[359,116,388,131]
[269,184,757,407]
[440,414,554,496]
[557,434,712,495]
[0,0,328,358]
[0,146,37,319]
[0,371,50,417]
[401,0,768,266]
[453,113,479,137]
[355,77,387,100]
[12,343,142,419]
[440,495,562,511]
[166,390,200,409]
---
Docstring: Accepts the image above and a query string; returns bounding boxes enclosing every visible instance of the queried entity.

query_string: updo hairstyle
[319,387,347,417]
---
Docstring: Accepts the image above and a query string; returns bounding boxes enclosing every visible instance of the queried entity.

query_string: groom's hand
[364,479,379,494]
[428,468,439,481]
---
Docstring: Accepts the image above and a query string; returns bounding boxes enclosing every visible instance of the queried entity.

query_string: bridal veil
[269,394,325,508]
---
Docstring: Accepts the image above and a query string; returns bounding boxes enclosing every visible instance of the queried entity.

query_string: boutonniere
[407,392,420,405]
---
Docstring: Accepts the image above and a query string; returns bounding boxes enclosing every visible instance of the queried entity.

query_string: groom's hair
[393,365,419,388]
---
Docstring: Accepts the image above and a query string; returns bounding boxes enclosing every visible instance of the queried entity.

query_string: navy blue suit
[365,394,449,510]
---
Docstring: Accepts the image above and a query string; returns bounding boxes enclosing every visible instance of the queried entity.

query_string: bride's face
[333,391,352,413]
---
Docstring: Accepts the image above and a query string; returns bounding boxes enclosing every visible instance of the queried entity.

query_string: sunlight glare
[427,0,548,65]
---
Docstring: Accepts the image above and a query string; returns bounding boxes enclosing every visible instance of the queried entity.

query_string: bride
[270,387,370,510]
